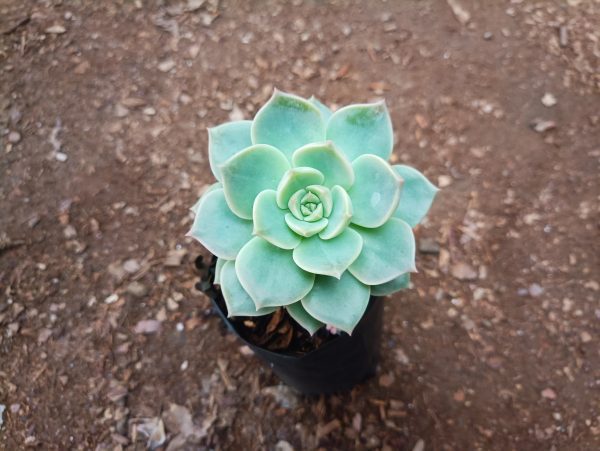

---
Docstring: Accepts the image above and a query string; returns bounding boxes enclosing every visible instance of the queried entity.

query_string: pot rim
[209,291,382,361]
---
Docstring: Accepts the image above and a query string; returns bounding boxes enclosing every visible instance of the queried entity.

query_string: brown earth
[1,0,599,450]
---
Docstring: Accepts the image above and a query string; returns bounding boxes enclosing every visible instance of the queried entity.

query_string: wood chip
[134,319,162,334]
[316,419,341,440]
[165,249,187,267]
[451,261,478,280]
[45,24,66,34]
[446,0,470,25]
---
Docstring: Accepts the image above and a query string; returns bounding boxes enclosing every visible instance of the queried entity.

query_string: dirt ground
[1,0,599,449]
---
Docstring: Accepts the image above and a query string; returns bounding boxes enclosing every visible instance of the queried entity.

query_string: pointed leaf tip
[208,120,253,181]
[349,218,416,286]
[220,144,290,219]
[252,90,326,159]
[301,272,370,334]
[392,165,439,227]
[326,101,393,161]
[187,188,253,260]
[235,237,315,308]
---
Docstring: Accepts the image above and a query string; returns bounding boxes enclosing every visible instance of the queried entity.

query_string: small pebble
[104,294,119,304]
[126,281,148,298]
[158,59,176,72]
[541,388,557,400]
[123,259,140,273]
[438,175,452,188]
[541,93,557,107]
[529,283,544,297]
[114,104,129,118]
[483,31,493,40]
[239,345,254,356]
[275,441,294,451]
[45,24,66,34]
[580,331,592,343]
[8,131,21,144]
[134,319,162,334]
[412,439,425,451]
[379,372,395,387]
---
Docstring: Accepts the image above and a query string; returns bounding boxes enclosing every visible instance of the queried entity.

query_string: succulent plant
[189,90,438,335]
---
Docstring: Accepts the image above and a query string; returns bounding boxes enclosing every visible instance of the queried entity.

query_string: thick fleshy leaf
[276,167,324,209]
[347,154,402,228]
[303,203,324,222]
[291,142,354,189]
[301,272,370,334]
[187,189,253,259]
[348,218,416,285]
[370,273,410,296]
[288,189,306,220]
[214,257,227,285]
[285,214,328,237]
[251,90,325,160]
[308,96,333,122]
[236,237,315,308]
[190,183,221,214]
[208,121,253,181]
[221,144,290,219]
[306,185,332,217]
[286,301,324,335]
[253,190,301,250]
[392,165,439,227]
[319,186,353,240]
[326,101,393,161]
[221,261,277,317]
[293,229,362,278]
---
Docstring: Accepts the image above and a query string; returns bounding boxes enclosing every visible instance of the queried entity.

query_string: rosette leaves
[189,90,438,335]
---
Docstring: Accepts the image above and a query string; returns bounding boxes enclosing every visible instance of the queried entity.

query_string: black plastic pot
[209,289,384,395]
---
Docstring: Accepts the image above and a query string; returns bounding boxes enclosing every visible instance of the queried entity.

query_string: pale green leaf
[319,185,353,240]
[284,214,328,237]
[276,167,324,209]
[293,229,362,278]
[221,261,277,317]
[308,96,333,122]
[190,182,221,214]
[392,165,439,227]
[236,237,315,308]
[288,189,306,220]
[348,218,416,285]
[302,202,324,221]
[326,101,393,161]
[253,190,302,250]
[187,188,253,259]
[286,301,324,335]
[214,257,228,285]
[208,121,253,181]
[306,185,332,217]
[251,90,325,160]
[291,141,354,189]
[370,273,410,296]
[221,144,290,219]
[347,154,402,228]
[301,272,371,334]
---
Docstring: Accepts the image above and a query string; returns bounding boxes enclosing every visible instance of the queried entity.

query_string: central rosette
[288,185,332,222]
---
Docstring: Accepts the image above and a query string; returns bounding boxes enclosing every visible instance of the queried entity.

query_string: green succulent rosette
[189,90,438,335]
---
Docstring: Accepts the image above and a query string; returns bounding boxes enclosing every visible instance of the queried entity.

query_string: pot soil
[196,255,384,395]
